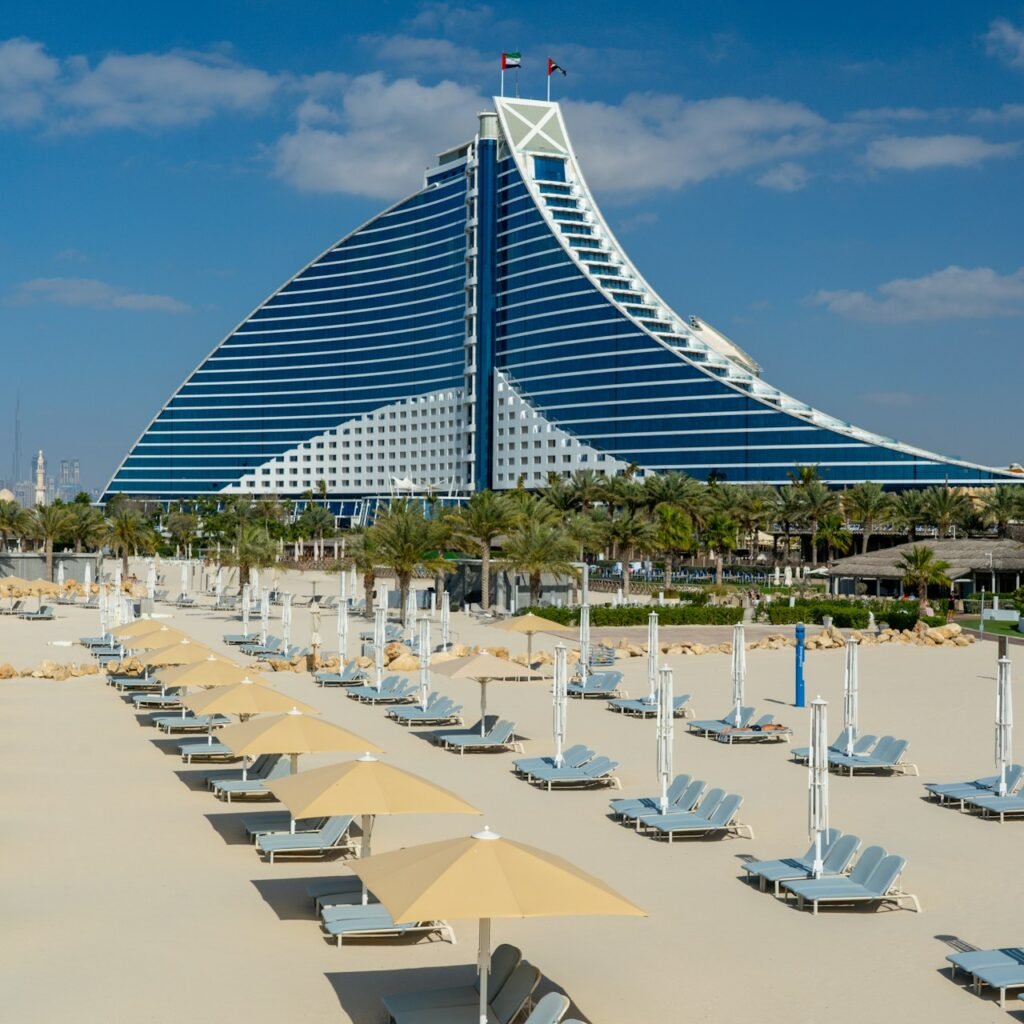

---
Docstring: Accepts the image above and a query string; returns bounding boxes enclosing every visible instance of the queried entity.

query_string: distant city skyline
[2,1,1023,491]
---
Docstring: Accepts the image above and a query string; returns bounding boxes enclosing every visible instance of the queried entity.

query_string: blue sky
[2,0,1023,492]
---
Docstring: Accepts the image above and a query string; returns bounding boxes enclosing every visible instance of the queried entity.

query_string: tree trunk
[862,526,871,556]
[809,519,819,566]
[75,539,82,554]
[239,563,250,588]
[530,571,541,605]
[121,550,129,577]
[715,553,723,587]
[363,571,375,612]
[622,559,632,598]
[399,573,412,626]
[480,542,491,611]
[46,539,53,581]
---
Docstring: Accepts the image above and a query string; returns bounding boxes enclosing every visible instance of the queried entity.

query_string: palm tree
[702,512,738,586]
[896,545,952,612]
[601,475,644,513]
[775,486,806,563]
[164,510,198,557]
[788,465,821,487]
[842,482,892,555]
[539,475,575,515]
[737,484,779,560]
[921,486,971,539]
[449,490,515,611]
[105,506,158,577]
[299,504,335,557]
[0,500,31,551]
[653,504,693,588]
[371,501,450,624]
[501,520,578,605]
[346,530,381,611]
[64,504,105,553]
[892,490,925,542]
[566,469,604,511]
[255,495,286,535]
[814,513,853,562]
[222,523,278,589]
[980,486,1022,538]
[30,505,71,580]
[608,509,654,597]
[797,480,839,565]
[564,508,608,561]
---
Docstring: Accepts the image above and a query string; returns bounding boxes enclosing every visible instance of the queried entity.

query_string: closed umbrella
[98,586,109,636]
[552,643,568,767]
[374,605,386,689]
[268,754,479,890]
[656,664,674,813]
[350,828,645,1024]
[242,583,251,638]
[647,612,659,704]
[216,709,381,775]
[179,561,188,602]
[433,653,545,736]
[731,622,746,726]
[215,567,224,603]
[405,588,416,629]
[495,612,555,668]
[581,562,589,605]
[311,604,322,664]
[145,561,155,599]
[441,591,451,650]
[418,616,431,711]
[843,638,860,756]
[260,592,270,646]
[578,604,590,687]
[251,568,260,602]
[57,561,65,588]
[808,697,829,878]
[83,562,92,603]
[337,600,348,665]
[996,654,1013,797]
[282,593,293,655]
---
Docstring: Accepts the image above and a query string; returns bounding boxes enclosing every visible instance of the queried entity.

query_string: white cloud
[865,134,1019,170]
[984,17,1024,69]
[562,93,827,194]
[360,34,492,81]
[0,37,59,123]
[810,265,1024,322]
[12,277,190,312]
[274,73,483,198]
[849,106,931,123]
[971,103,1024,123]
[0,37,281,131]
[756,161,810,191]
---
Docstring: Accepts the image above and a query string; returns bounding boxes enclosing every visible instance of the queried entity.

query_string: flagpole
[500,68,504,98]
[546,71,550,102]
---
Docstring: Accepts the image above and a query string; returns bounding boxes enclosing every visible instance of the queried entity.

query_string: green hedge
[521,605,744,627]
[764,599,921,630]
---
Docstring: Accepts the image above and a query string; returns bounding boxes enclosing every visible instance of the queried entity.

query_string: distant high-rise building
[34,450,46,507]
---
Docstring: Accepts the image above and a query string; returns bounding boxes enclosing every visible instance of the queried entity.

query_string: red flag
[547,59,566,76]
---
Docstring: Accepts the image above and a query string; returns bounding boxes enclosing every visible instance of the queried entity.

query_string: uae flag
[547,58,566,76]
[501,51,522,70]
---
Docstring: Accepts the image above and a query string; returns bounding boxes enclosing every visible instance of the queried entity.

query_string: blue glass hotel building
[103,99,1021,510]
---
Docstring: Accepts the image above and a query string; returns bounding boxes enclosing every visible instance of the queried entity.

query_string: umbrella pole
[527,633,533,668]
[360,813,374,905]
[289,753,299,775]
[480,679,488,737]
[478,917,491,1024]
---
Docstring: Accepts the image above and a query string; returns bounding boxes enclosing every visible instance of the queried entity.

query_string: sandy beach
[1,568,1019,1024]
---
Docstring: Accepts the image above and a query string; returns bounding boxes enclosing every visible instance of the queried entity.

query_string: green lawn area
[960,617,1023,638]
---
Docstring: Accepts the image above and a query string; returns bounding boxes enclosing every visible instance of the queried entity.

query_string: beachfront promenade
[1,574,1019,1023]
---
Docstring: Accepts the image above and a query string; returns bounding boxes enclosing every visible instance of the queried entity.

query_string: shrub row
[521,605,744,627]
[763,599,922,631]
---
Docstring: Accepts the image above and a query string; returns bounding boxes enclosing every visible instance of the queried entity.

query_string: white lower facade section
[492,370,628,489]
[224,387,471,496]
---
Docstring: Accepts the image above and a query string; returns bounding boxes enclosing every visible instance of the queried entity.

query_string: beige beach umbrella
[216,710,381,774]
[124,626,192,651]
[269,753,479,867]
[111,619,171,640]
[141,639,219,669]
[184,678,319,717]
[351,827,645,1024]
[494,612,556,668]
[159,657,261,690]
[433,652,546,736]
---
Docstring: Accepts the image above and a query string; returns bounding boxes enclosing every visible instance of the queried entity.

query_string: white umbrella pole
[809,697,829,877]
[479,678,489,736]
[844,638,859,756]
[180,561,188,601]
[374,605,386,690]
[553,643,568,767]
[242,583,250,637]
[84,563,92,609]
[997,655,1013,797]
[657,665,673,812]
[478,917,492,1024]
[441,591,450,650]
[579,604,590,686]
[338,601,348,665]
[419,616,430,711]
[731,622,746,725]
[647,612,658,703]
[260,593,269,646]
[360,812,374,904]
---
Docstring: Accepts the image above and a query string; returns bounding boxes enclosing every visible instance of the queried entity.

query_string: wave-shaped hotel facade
[103,99,1021,512]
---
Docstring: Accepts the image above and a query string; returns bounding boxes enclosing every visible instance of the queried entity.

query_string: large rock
[0,663,16,679]
[388,653,420,672]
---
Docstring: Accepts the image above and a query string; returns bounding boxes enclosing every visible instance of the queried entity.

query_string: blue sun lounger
[925,764,1024,806]
[256,815,356,862]
[242,812,326,841]
[213,755,290,801]
[783,852,919,915]
[434,720,521,754]
[222,631,261,645]
[638,792,753,842]
[153,712,231,733]
[608,693,692,718]
[380,943,522,1019]
[240,635,281,657]
[742,832,860,894]
[345,676,406,702]
[960,791,1024,821]
[131,689,183,710]
[387,696,464,727]
[201,754,279,789]
[320,902,455,946]
[526,755,622,791]
[792,732,877,762]
[315,662,369,686]
[714,713,792,744]
[179,737,235,763]
[513,744,594,777]
[566,671,624,699]
[609,775,703,823]
[828,737,918,776]
[687,707,755,736]
[384,963,545,1023]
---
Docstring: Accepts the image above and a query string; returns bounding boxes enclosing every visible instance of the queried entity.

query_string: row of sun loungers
[688,707,792,744]
[566,671,623,699]
[607,693,692,718]
[826,736,918,776]
[386,694,464,727]
[947,946,1024,1007]
[924,764,1024,819]
[315,662,368,686]
[433,719,523,755]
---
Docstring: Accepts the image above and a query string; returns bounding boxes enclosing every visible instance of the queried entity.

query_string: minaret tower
[34,449,46,506]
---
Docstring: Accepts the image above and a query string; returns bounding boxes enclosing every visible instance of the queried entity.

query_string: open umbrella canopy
[267,755,479,819]
[160,658,262,690]
[25,578,61,595]
[350,827,645,923]
[141,639,218,668]
[216,710,381,759]
[111,619,171,640]
[125,626,192,651]
[184,679,319,717]
[433,652,545,682]
[493,613,556,637]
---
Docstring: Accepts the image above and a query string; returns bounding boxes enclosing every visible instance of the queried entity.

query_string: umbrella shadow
[250,876,323,921]
[172,769,216,792]
[325,965,473,1021]
[148,737,187,757]
[204,812,254,846]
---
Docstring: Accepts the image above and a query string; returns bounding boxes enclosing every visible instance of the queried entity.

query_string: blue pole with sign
[794,621,806,708]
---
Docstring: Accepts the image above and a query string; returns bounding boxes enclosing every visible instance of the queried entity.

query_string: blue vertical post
[794,621,806,708]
